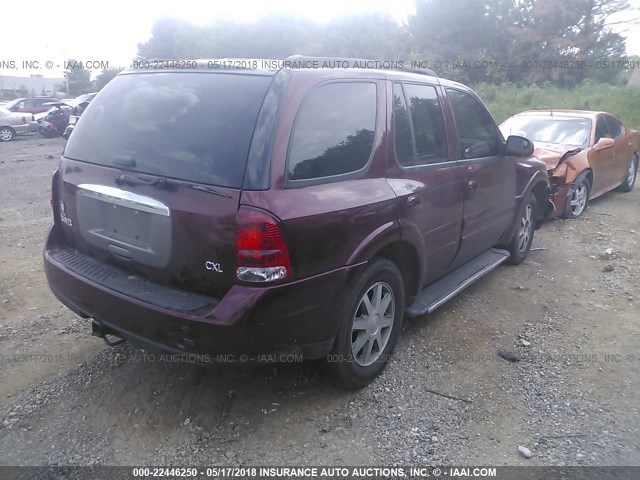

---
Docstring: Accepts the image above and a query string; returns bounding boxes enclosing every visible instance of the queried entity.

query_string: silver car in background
[0,107,39,141]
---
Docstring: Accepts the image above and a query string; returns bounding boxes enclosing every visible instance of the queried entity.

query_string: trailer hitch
[91,319,126,347]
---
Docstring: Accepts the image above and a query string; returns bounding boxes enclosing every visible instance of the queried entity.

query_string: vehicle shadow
[47,340,355,463]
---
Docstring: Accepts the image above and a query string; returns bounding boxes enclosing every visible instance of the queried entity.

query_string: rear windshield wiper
[116,174,177,190]
[187,184,231,198]
[116,174,231,198]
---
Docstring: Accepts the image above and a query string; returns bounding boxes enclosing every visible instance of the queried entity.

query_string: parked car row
[36,58,639,387]
[0,93,97,142]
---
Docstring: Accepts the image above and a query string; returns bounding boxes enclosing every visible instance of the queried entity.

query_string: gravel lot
[0,135,638,466]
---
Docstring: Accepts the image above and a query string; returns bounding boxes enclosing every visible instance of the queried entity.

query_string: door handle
[468,180,479,189]
[407,195,421,207]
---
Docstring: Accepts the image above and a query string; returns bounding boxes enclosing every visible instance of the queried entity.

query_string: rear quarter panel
[241,71,401,281]
[619,127,640,164]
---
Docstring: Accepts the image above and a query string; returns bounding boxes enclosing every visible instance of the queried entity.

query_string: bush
[474,82,640,129]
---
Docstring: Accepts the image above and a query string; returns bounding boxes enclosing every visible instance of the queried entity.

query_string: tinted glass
[64,72,273,188]
[500,116,591,148]
[605,115,624,139]
[447,89,500,159]
[403,83,448,165]
[392,83,414,166]
[288,82,377,181]
[595,116,611,142]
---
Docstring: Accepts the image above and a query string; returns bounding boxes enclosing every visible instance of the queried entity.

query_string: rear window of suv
[64,72,273,188]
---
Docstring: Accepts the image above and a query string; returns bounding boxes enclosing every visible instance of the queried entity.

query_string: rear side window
[392,83,414,166]
[64,72,273,188]
[447,89,500,159]
[287,82,377,182]
[605,115,624,139]
[595,116,612,142]
[400,83,448,166]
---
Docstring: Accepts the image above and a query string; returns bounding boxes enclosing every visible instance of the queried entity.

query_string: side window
[287,82,377,182]
[605,115,624,139]
[403,83,448,165]
[392,83,414,166]
[595,116,612,142]
[23,99,35,108]
[13,101,25,110]
[447,89,500,159]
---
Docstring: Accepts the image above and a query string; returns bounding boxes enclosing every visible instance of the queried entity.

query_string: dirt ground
[0,135,638,466]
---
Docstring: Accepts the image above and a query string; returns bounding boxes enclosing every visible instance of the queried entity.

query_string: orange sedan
[500,110,639,218]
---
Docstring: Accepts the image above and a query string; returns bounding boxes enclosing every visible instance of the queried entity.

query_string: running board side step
[406,248,510,318]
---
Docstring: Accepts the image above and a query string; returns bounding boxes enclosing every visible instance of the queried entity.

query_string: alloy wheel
[517,203,533,253]
[570,184,588,217]
[351,282,395,367]
[628,160,637,185]
[0,128,13,142]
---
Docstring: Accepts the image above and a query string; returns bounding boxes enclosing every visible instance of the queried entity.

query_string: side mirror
[593,137,614,151]
[505,135,534,157]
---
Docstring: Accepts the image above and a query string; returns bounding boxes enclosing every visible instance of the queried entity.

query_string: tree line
[59,0,637,95]
[133,0,637,86]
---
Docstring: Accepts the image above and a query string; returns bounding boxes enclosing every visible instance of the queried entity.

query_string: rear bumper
[44,224,356,361]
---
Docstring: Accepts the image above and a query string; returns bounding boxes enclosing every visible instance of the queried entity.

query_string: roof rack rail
[283,55,437,77]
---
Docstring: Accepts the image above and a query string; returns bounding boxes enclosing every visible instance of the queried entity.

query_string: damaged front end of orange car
[533,144,590,218]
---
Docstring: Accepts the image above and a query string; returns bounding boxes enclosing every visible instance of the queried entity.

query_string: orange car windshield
[500,116,591,148]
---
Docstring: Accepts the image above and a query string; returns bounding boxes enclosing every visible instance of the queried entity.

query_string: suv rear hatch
[56,69,275,298]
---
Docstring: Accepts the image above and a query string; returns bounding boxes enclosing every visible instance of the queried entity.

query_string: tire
[617,154,638,193]
[562,176,590,219]
[328,258,405,388]
[0,127,14,142]
[506,192,537,265]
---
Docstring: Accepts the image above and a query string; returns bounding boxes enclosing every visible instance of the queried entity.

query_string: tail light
[235,207,291,283]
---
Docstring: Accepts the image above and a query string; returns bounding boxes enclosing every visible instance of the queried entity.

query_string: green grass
[474,81,640,129]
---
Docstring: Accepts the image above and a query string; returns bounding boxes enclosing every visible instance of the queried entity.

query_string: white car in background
[0,106,39,141]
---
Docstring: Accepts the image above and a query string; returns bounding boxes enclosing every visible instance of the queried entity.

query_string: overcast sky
[1,0,639,78]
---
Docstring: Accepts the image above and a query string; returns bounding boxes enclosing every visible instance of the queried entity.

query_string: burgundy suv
[44,57,551,387]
